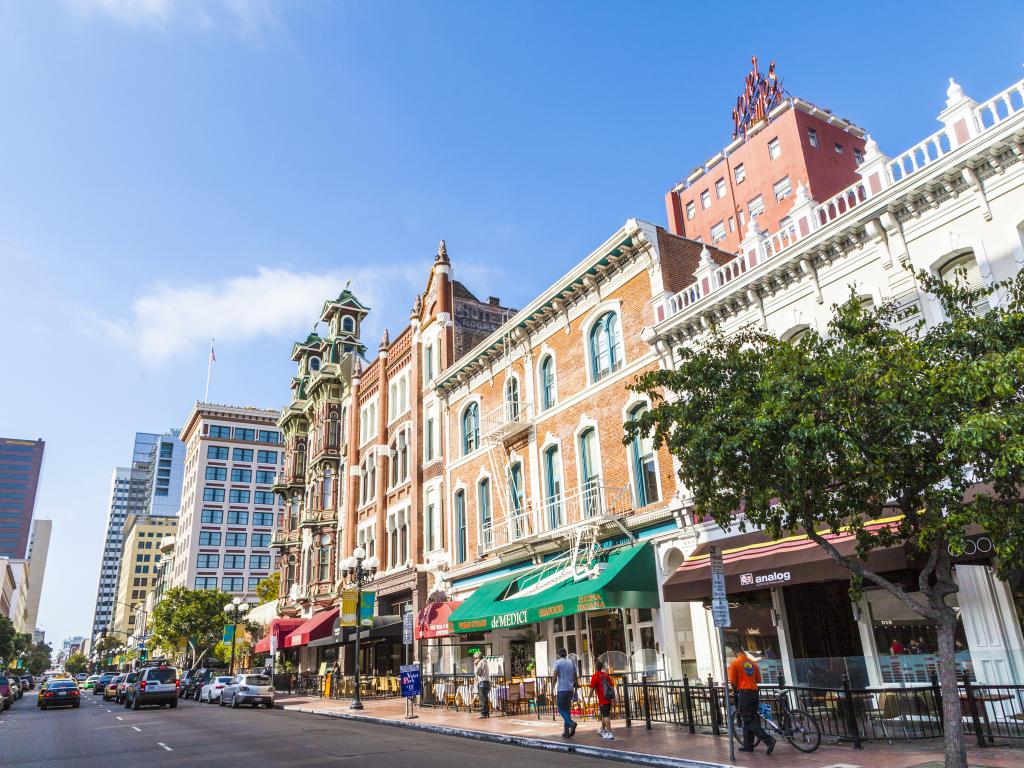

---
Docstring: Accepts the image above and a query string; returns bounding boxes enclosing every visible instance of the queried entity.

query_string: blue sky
[2,0,1022,648]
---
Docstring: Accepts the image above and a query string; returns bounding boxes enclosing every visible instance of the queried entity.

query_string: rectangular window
[807,127,818,148]
[232,448,254,463]
[226,532,247,547]
[199,531,221,546]
[715,178,727,199]
[230,468,252,483]
[205,466,226,481]
[222,577,243,592]
[425,418,435,462]
[195,577,218,590]
[228,489,250,504]
[234,428,255,441]
[700,189,711,209]
[252,512,273,527]
[203,487,224,502]
[251,555,271,569]
[257,430,279,444]
[248,576,263,592]
[227,510,249,525]
[209,426,231,438]
[834,142,844,154]
[256,450,277,464]
[773,176,792,202]
[734,163,746,183]
[197,553,220,569]
[251,533,271,547]
[207,446,229,460]
[254,490,275,505]
[255,470,274,485]
[854,148,864,165]
[748,195,765,218]
[710,221,726,243]
[768,137,781,159]
[224,554,246,569]
[201,509,223,524]
[728,217,735,233]
[685,201,696,220]
[424,344,434,381]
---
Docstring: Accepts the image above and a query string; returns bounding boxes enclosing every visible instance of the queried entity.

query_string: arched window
[342,315,355,333]
[629,405,660,507]
[588,312,623,381]
[390,430,410,487]
[461,402,480,455]
[321,468,333,510]
[318,544,331,582]
[478,478,492,550]
[309,357,321,372]
[505,377,520,421]
[543,445,563,530]
[783,326,810,344]
[578,428,600,517]
[295,442,306,477]
[289,495,300,530]
[939,251,989,313]
[540,356,556,411]
[454,490,467,564]
[508,462,526,539]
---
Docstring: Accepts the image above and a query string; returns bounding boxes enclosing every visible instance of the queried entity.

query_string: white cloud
[64,0,279,36]
[85,264,431,367]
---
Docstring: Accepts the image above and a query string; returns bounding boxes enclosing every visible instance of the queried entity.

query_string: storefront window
[720,590,783,684]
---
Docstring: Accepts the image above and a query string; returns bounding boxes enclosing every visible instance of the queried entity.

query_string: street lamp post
[224,597,251,676]
[340,546,379,711]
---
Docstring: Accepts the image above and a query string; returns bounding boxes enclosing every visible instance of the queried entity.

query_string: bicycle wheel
[730,709,763,748]
[783,709,821,753]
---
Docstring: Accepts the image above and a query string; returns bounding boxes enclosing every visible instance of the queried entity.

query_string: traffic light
[140,649,148,662]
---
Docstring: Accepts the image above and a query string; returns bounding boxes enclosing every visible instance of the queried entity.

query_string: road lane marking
[106,709,112,712]
[116,716,123,720]
[157,743,173,751]
[132,726,142,732]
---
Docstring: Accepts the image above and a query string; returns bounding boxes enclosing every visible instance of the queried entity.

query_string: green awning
[449,542,659,634]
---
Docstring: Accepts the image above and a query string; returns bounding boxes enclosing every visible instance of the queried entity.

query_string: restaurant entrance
[588,611,626,660]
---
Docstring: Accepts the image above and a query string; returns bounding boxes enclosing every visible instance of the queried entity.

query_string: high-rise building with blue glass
[0,438,45,559]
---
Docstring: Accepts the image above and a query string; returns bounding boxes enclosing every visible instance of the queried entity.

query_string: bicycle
[730,692,822,753]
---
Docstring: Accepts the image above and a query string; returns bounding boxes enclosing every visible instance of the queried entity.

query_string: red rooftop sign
[732,56,784,139]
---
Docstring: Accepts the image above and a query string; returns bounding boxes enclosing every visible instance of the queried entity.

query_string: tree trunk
[936,598,968,768]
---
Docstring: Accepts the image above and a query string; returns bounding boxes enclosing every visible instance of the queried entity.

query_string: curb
[274,701,734,768]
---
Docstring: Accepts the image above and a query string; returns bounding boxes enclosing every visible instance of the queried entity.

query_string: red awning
[415,601,462,640]
[254,618,304,654]
[284,608,339,648]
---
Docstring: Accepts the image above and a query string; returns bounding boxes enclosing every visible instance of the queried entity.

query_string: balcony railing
[480,401,533,441]
[301,508,338,526]
[271,530,300,547]
[480,482,633,553]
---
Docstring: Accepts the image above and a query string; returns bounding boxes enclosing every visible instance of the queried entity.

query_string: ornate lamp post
[224,597,251,675]
[340,546,379,711]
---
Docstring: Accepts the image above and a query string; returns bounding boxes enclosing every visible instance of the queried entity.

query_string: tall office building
[90,430,184,643]
[23,518,51,633]
[0,438,45,558]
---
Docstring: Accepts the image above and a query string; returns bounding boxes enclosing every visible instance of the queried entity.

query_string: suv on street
[118,671,140,705]
[127,665,179,710]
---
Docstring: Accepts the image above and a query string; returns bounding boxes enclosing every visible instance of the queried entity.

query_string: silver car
[199,675,234,703]
[221,674,274,709]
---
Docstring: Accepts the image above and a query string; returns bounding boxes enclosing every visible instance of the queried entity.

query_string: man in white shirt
[474,652,491,718]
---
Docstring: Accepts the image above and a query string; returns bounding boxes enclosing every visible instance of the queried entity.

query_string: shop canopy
[416,601,462,640]
[664,517,909,602]
[448,542,659,634]
[253,618,304,654]
[284,607,340,648]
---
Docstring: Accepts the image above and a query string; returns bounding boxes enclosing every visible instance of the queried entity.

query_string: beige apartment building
[111,513,177,644]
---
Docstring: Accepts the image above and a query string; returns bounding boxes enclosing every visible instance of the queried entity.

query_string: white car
[199,675,235,703]
[221,673,275,709]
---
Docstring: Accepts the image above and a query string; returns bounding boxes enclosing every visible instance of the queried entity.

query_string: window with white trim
[767,137,781,159]
[773,176,791,202]
[710,221,726,243]
[715,178,727,198]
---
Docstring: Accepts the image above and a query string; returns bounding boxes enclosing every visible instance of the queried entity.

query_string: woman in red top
[589,660,615,740]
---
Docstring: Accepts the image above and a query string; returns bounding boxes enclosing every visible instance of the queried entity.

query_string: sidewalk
[274,694,1021,768]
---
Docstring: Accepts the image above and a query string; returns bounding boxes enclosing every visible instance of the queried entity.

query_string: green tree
[627,271,1024,768]
[64,652,89,676]
[0,616,16,666]
[93,634,122,657]
[255,575,279,605]
[25,641,53,675]
[148,587,235,666]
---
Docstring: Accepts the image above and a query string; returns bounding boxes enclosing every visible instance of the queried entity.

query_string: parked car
[189,666,225,700]
[20,675,34,690]
[117,671,139,704]
[126,665,179,710]
[221,673,275,709]
[103,675,123,701]
[199,676,235,703]
[40,679,81,710]
[94,673,116,695]
[0,677,13,710]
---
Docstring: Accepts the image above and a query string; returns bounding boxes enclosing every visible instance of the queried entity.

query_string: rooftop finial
[697,243,714,267]
[435,239,449,264]
[379,328,390,351]
[946,77,965,106]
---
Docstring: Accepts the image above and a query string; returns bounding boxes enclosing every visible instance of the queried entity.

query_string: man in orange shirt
[728,648,776,754]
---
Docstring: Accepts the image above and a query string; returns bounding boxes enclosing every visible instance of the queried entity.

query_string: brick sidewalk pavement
[274,694,1020,768]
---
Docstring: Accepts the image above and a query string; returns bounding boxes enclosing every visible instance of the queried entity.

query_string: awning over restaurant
[253,617,304,654]
[358,615,403,641]
[415,601,462,640]
[284,607,340,648]
[664,517,909,602]
[449,542,659,634]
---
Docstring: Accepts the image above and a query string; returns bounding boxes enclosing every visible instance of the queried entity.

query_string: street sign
[399,664,421,698]
[709,545,731,628]
[402,611,414,645]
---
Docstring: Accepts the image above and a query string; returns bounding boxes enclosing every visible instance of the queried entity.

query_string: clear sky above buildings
[2,0,1022,645]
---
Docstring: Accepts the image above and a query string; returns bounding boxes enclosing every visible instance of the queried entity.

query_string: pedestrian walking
[588,660,615,740]
[473,652,491,719]
[728,648,776,755]
[551,648,577,738]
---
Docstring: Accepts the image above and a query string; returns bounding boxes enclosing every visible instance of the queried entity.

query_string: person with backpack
[588,660,615,740]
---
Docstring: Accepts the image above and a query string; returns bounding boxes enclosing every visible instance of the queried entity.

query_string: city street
[0,691,614,768]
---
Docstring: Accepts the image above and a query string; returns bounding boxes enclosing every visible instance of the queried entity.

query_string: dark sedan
[40,679,81,710]
[94,673,116,695]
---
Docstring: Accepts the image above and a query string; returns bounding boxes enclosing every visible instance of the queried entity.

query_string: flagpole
[204,338,215,402]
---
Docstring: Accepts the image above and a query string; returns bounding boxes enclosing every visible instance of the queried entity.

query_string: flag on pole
[210,341,216,362]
